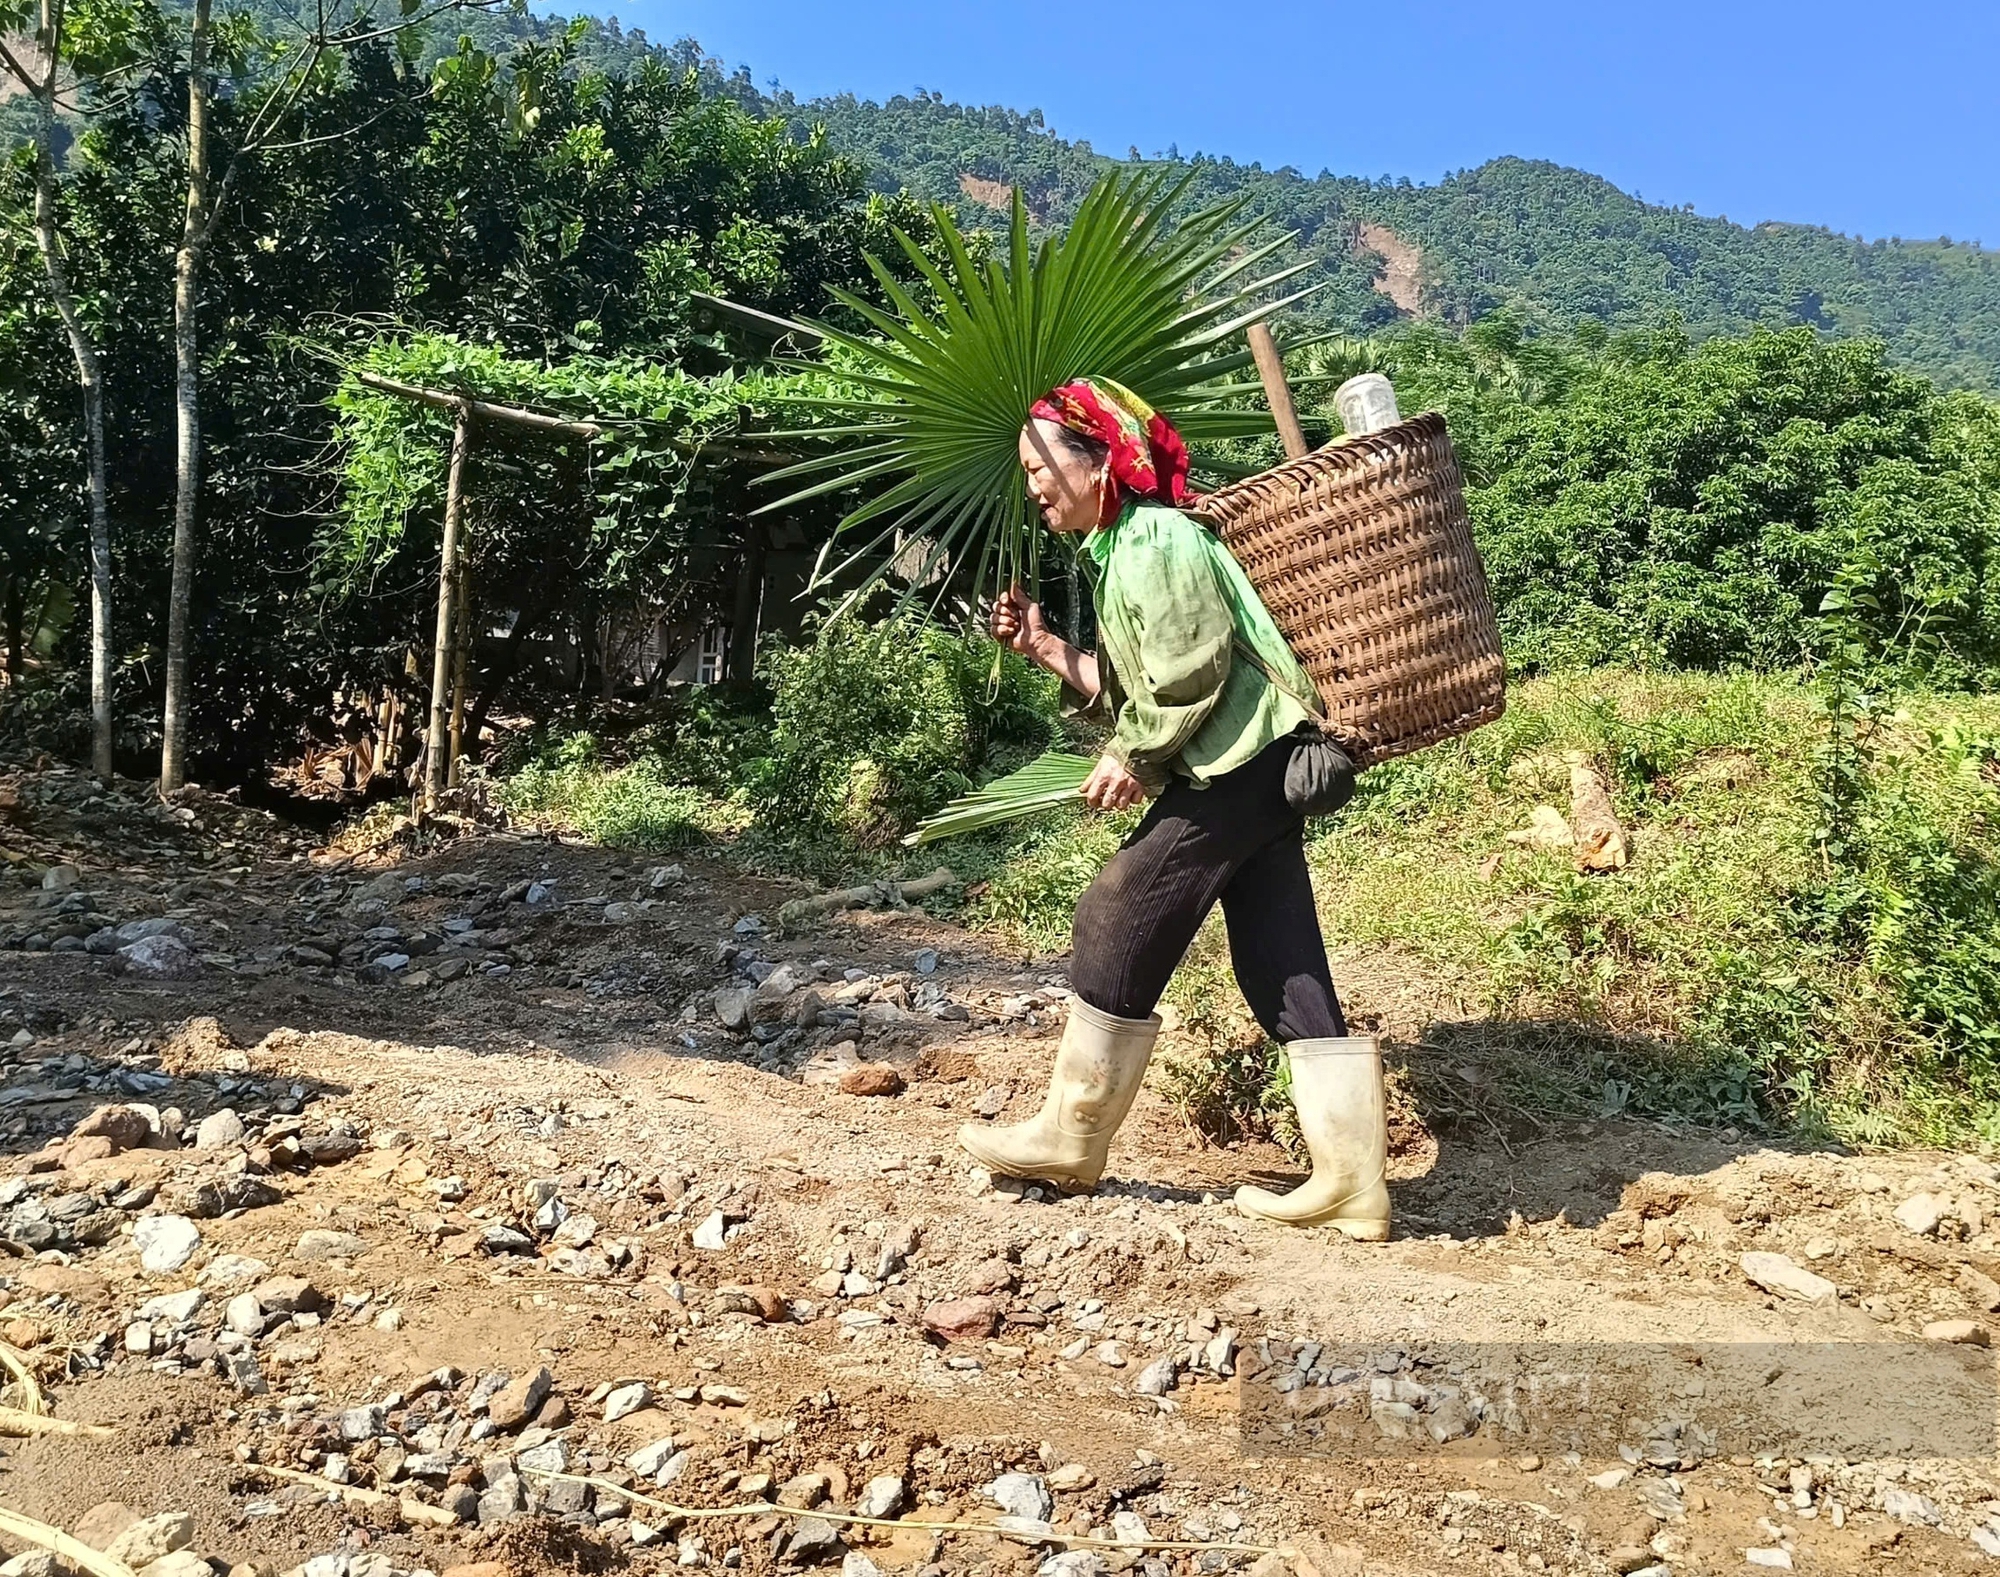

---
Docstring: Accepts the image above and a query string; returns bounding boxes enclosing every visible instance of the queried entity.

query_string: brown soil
[958,175,1016,214]
[2,756,1997,1577]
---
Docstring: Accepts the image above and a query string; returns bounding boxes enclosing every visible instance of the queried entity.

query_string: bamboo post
[425,399,473,805]
[448,568,472,787]
[1246,322,1308,460]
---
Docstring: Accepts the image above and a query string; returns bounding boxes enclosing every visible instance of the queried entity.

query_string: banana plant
[759,167,1321,612]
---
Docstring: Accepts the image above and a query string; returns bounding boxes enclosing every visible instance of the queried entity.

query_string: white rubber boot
[1235,1037,1391,1238]
[957,998,1160,1192]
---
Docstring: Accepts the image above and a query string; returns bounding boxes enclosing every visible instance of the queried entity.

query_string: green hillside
[423,14,2000,391]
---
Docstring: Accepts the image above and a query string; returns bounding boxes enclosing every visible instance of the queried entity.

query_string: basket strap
[1232,637,1327,722]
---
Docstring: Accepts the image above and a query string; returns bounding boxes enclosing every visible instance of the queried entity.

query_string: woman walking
[955,378,1391,1238]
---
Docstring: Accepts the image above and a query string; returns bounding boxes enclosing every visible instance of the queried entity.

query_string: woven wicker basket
[1193,412,1505,765]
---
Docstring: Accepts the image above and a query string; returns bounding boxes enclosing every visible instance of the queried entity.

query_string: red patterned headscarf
[1028,377,1192,507]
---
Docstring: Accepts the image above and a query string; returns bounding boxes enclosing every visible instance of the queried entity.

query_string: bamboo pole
[1247,323,1308,460]
[448,565,472,787]
[424,399,473,805]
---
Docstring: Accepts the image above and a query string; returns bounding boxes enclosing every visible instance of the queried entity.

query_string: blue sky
[602,0,1998,247]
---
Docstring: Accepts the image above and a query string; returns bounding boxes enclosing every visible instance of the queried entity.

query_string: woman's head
[1019,418,1112,535]
[1020,377,1192,532]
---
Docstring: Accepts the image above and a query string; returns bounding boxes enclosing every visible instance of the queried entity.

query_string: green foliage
[746,613,1059,852]
[1328,324,2000,680]
[766,168,1306,609]
[497,730,727,849]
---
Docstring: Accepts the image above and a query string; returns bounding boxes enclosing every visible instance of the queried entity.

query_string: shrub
[498,732,726,850]
[749,613,1059,851]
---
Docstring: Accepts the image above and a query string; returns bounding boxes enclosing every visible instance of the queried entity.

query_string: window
[695,625,726,685]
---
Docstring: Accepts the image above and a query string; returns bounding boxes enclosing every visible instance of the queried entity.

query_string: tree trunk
[26,0,113,779]
[424,400,473,804]
[160,0,214,794]
[725,519,768,682]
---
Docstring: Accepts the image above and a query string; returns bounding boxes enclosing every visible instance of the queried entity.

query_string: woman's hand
[989,584,1051,657]
[1082,752,1147,811]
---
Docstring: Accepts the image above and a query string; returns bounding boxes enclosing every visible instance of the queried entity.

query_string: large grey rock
[625,1437,679,1478]
[103,1513,194,1569]
[784,1519,843,1564]
[854,1474,907,1519]
[118,936,200,979]
[476,1475,526,1525]
[602,1381,653,1422]
[194,1109,245,1150]
[135,1215,201,1274]
[137,1289,205,1324]
[989,1473,1054,1522]
[1740,1251,1837,1304]
[1894,1194,1948,1237]
[1132,1355,1179,1396]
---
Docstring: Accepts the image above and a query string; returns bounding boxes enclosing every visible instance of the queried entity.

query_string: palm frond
[904,752,1096,846]
[762,170,1313,610]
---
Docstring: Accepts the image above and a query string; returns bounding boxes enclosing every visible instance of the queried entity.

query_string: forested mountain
[396,11,2000,393]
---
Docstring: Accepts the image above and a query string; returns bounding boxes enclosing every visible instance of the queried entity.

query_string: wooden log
[424,400,473,805]
[776,867,959,930]
[1566,752,1630,872]
[1247,323,1308,460]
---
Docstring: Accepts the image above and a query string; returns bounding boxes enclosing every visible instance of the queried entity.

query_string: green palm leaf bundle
[903,751,1095,846]
[762,169,1319,609]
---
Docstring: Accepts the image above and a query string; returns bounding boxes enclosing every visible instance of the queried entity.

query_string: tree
[0,0,150,775]
[159,0,505,792]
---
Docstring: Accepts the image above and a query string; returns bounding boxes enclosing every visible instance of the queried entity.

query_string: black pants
[1069,735,1347,1043]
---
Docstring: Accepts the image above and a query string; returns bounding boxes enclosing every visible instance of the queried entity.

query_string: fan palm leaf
[761,168,1318,611]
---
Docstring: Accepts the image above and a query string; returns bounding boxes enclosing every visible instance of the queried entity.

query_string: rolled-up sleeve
[1105,534,1234,779]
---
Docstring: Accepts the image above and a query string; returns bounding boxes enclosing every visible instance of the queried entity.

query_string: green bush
[498,732,727,850]
[748,613,1059,850]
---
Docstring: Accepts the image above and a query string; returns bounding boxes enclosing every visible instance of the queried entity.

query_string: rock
[989,1473,1054,1522]
[138,1289,205,1323]
[477,1475,526,1525]
[439,1486,480,1525]
[1922,1318,1990,1345]
[195,1109,246,1150]
[124,1321,154,1355]
[73,1105,152,1152]
[1739,1251,1837,1304]
[1132,1355,1179,1396]
[135,1215,202,1274]
[119,936,200,978]
[625,1438,680,1478]
[250,1275,323,1314]
[1895,1193,1948,1237]
[964,1258,1017,1296]
[221,1292,264,1337]
[1588,1468,1632,1490]
[480,1223,534,1255]
[516,1438,568,1475]
[854,1474,907,1519]
[1743,1552,1792,1570]
[199,1254,270,1288]
[1038,1557,1105,1577]
[691,1210,727,1251]
[293,1229,369,1261]
[712,989,755,1033]
[922,1296,1000,1343]
[1959,1265,2000,1312]
[784,1519,843,1564]
[1426,1394,1477,1442]
[42,865,79,890]
[1109,1511,1150,1548]
[340,1404,387,1441]
[1046,1464,1096,1493]
[104,1513,195,1569]
[186,1177,284,1218]
[603,1381,653,1421]
[1371,1400,1423,1439]
[843,1556,885,1577]
[0,1552,67,1577]
[487,1366,552,1429]
[75,1504,139,1551]
[838,1063,905,1098]
[138,1557,211,1577]
[777,1473,830,1510]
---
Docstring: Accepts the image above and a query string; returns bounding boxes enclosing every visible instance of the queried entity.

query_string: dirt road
[2,756,1997,1577]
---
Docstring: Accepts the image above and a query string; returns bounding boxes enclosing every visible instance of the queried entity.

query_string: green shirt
[1075,499,1322,792]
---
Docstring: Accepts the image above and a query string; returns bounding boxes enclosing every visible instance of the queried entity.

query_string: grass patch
[497,733,742,850]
